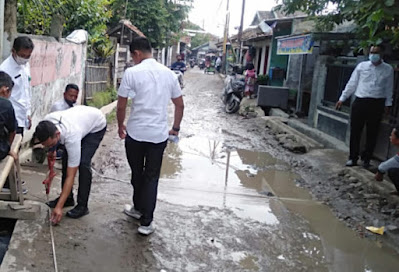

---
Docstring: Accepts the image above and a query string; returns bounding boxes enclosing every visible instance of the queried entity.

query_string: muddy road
[14,67,399,271]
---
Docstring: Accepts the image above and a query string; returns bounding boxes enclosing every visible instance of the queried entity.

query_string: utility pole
[222,0,230,74]
[237,0,245,65]
[120,0,129,45]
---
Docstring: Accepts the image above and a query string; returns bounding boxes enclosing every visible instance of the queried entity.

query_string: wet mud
[7,67,399,271]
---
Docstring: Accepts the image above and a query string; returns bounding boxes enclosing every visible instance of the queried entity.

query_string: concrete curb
[0,201,50,272]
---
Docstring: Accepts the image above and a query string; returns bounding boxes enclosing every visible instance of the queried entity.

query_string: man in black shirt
[0,71,17,161]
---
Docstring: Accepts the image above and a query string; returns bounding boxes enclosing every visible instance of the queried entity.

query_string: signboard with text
[277,34,314,55]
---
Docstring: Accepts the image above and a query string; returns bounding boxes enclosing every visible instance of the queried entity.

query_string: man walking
[0,36,34,135]
[33,105,106,224]
[117,37,184,235]
[336,45,394,168]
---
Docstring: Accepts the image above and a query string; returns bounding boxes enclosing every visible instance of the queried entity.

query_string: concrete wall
[3,35,87,143]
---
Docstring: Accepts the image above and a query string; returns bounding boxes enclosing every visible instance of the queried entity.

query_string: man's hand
[27,116,32,130]
[335,101,343,110]
[375,171,384,182]
[169,129,179,136]
[8,151,18,161]
[51,207,63,225]
[385,106,391,115]
[118,125,127,139]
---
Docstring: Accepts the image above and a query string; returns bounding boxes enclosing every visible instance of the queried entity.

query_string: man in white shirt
[0,36,34,135]
[117,37,184,235]
[50,84,79,112]
[336,45,394,168]
[33,106,106,224]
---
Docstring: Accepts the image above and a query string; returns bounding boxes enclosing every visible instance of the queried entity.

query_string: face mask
[64,99,75,107]
[369,54,381,63]
[14,54,29,65]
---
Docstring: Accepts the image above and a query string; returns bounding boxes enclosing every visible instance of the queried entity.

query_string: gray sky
[189,0,280,37]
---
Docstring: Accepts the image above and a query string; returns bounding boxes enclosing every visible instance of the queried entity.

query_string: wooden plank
[0,134,22,191]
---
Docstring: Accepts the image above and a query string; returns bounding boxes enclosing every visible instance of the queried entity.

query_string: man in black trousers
[336,45,394,168]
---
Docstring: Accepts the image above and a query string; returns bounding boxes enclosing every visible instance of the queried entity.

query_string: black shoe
[46,197,75,208]
[66,205,89,219]
[345,159,357,167]
[363,160,371,169]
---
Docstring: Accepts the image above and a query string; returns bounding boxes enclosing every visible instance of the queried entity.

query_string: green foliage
[17,0,114,58]
[257,75,269,85]
[87,87,117,108]
[109,0,193,48]
[191,33,217,49]
[278,0,399,48]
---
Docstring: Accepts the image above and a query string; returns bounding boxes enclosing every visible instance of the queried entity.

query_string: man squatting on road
[117,37,184,235]
[33,105,106,224]
[376,127,399,195]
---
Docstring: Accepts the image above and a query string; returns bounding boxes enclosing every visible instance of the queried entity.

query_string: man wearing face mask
[336,45,394,168]
[50,84,80,112]
[0,36,34,135]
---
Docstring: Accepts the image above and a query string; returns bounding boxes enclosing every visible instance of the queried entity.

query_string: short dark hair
[34,121,58,143]
[246,63,255,70]
[130,37,152,54]
[13,36,34,52]
[394,126,399,138]
[0,71,14,90]
[65,83,79,93]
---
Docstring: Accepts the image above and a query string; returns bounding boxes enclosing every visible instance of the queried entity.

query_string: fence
[84,60,111,102]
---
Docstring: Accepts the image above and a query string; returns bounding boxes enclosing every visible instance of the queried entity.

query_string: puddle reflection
[159,136,399,271]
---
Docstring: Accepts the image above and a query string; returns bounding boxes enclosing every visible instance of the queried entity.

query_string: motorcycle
[171,68,184,89]
[222,73,245,114]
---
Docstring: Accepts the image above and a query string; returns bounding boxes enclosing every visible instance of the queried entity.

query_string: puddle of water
[160,136,399,271]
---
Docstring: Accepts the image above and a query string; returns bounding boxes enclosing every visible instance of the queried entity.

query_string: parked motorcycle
[222,73,245,113]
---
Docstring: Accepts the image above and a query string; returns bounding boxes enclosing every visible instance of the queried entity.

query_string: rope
[45,189,58,272]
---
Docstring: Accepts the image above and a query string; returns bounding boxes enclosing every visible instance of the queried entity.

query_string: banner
[277,34,314,55]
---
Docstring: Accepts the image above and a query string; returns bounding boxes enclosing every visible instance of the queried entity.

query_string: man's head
[369,45,384,65]
[33,121,60,148]
[176,55,182,61]
[129,37,152,65]
[0,72,14,99]
[64,84,79,106]
[12,36,34,65]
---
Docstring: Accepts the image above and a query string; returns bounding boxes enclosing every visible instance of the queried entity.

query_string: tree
[110,0,192,47]
[279,0,399,49]
[17,0,114,58]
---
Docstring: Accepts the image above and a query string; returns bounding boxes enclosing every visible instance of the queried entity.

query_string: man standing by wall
[0,36,34,135]
[336,45,394,168]
[50,84,80,112]
[117,37,184,236]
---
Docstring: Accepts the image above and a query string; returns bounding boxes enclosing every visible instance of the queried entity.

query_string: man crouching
[33,105,106,224]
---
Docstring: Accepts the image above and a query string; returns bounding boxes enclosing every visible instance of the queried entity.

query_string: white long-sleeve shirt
[378,155,399,173]
[0,55,32,127]
[50,98,74,113]
[339,60,394,106]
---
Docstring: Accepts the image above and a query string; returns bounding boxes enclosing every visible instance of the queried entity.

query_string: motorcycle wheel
[225,100,240,114]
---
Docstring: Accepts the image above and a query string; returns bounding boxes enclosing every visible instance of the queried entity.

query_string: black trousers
[61,127,106,207]
[125,135,167,226]
[388,169,399,192]
[349,97,385,161]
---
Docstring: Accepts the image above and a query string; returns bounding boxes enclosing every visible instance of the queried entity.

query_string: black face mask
[65,99,75,107]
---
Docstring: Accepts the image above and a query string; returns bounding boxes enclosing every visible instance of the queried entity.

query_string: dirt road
[4,67,399,272]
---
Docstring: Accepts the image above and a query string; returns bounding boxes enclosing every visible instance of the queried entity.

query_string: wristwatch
[172,127,180,132]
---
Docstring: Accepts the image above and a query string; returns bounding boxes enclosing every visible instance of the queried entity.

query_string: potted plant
[255,74,269,96]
